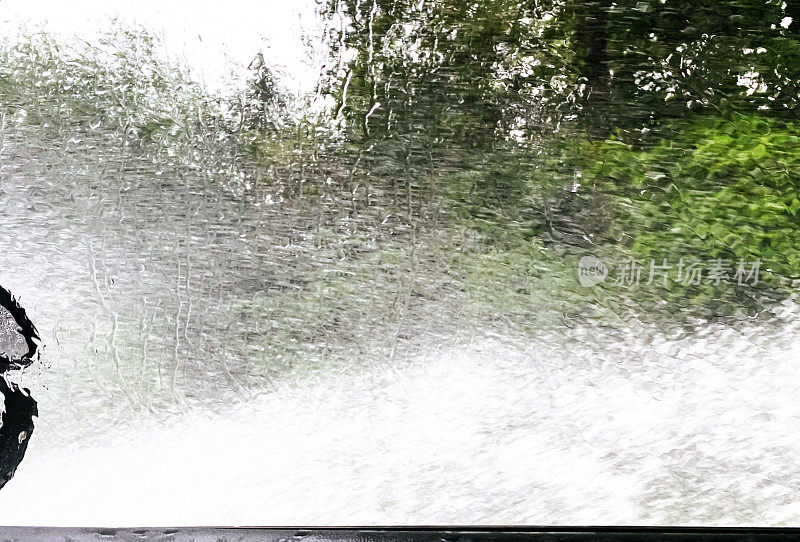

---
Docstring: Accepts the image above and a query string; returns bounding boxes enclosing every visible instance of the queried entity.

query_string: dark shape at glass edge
[0,285,39,490]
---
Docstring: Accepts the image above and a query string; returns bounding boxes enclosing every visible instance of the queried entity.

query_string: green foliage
[324,0,800,141]
[0,28,250,194]
[1,29,185,132]
[583,114,800,312]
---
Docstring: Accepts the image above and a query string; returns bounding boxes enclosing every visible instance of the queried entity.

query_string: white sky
[0,0,322,94]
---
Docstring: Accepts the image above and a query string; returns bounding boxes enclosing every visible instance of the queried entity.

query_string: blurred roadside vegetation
[2,0,800,407]
[317,0,800,321]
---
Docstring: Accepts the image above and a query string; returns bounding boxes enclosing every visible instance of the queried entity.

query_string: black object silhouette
[0,286,40,490]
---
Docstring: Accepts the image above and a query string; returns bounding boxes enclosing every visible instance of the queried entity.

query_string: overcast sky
[0,0,322,93]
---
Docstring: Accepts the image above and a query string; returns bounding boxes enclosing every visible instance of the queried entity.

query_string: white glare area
[0,0,321,94]
[2,317,800,525]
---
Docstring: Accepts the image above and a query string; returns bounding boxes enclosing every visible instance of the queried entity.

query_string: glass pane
[0,0,798,527]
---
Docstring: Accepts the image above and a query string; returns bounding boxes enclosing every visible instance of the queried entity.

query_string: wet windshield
[0,0,799,527]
